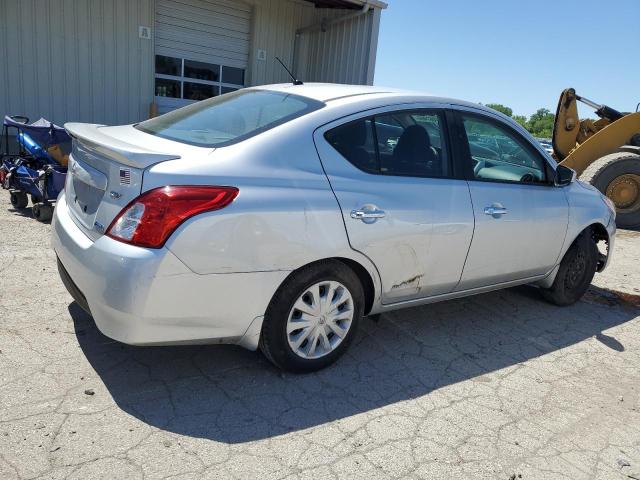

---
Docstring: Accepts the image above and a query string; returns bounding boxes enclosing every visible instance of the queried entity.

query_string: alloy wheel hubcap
[566,250,587,289]
[286,280,354,360]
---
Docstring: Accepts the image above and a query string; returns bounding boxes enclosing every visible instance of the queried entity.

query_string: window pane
[325,119,377,174]
[136,90,324,147]
[375,111,448,178]
[184,60,220,81]
[462,115,546,183]
[221,86,238,95]
[221,66,245,85]
[183,82,218,101]
[411,113,444,149]
[155,78,180,98]
[155,55,181,76]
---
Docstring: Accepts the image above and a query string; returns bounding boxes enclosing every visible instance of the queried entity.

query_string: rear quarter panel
[144,118,379,282]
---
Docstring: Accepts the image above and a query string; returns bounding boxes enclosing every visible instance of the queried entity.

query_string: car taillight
[106,185,238,248]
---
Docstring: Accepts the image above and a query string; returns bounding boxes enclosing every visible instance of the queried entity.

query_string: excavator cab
[553,88,640,228]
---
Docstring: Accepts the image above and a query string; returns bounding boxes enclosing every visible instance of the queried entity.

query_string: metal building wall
[247,0,382,87]
[0,0,382,127]
[0,0,154,127]
[303,7,381,85]
[245,0,316,86]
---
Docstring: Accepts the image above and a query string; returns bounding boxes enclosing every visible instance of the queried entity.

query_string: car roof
[247,82,493,114]
[247,83,395,102]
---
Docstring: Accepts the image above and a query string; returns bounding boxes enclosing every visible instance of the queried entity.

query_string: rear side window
[325,110,451,178]
[324,119,378,174]
[136,90,324,147]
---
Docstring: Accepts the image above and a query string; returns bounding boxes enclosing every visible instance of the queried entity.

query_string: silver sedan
[52,83,616,372]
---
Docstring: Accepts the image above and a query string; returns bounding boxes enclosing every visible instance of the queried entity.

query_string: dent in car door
[314,108,474,304]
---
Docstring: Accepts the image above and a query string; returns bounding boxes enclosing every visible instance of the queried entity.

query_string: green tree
[513,115,527,128]
[527,108,555,138]
[478,103,556,138]
[486,103,513,117]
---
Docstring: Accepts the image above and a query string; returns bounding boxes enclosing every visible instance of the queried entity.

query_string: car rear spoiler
[64,123,180,169]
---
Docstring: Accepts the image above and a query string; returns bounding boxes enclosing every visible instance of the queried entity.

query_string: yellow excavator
[553,88,640,229]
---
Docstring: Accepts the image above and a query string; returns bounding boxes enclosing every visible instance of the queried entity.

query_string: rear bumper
[51,192,288,348]
[57,257,90,315]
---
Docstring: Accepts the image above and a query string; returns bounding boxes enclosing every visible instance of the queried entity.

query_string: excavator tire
[580,152,640,229]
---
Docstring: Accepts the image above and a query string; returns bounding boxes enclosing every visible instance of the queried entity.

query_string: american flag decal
[119,168,131,185]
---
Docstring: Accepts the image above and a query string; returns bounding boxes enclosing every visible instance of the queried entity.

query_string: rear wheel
[260,260,364,373]
[10,191,28,209]
[580,153,640,229]
[540,230,598,306]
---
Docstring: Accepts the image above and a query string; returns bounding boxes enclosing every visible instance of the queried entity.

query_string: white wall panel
[0,0,383,126]
[247,0,381,87]
[0,0,154,126]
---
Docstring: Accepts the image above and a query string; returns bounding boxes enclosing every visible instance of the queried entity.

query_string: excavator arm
[552,88,640,228]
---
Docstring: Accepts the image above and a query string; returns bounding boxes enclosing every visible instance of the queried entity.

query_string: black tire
[10,191,28,209]
[580,152,640,229]
[33,203,53,222]
[540,230,598,306]
[260,260,364,373]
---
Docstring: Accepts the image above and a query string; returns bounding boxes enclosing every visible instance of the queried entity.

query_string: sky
[373,0,639,118]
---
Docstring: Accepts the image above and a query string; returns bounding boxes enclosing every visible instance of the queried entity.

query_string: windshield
[136,90,324,147]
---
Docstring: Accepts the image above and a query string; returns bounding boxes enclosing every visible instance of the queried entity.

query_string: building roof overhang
[306,0,387,10]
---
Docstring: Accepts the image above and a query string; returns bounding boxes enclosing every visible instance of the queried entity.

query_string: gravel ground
[1,195,639,480]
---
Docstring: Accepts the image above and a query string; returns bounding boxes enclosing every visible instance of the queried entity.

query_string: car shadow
[7,205,52,223]
[8,205,34,218]
[68,285,638,444]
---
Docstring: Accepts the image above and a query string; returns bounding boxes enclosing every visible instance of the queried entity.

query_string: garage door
[154,0,251,113]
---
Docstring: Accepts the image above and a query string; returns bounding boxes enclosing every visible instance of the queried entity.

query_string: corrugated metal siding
[0,0,154,126]
[246,0,316,85]
[304,8,376,85]
[155,0,251,67]
[0,0,382,127]
[246,0,380,87]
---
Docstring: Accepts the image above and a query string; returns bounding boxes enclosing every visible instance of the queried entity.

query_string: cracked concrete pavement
[1,195,639,480]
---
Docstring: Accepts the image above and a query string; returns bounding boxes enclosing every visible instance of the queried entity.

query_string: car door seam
[310,131,385,302]
[451,180,476,292]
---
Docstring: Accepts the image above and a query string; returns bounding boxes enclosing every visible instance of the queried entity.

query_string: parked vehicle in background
[52,84,616,372]
[538,140,554,155]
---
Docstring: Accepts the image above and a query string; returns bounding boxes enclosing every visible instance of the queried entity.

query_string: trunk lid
[64,123,182,241]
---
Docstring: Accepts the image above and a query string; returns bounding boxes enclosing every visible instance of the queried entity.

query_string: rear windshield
[136,89,324,147]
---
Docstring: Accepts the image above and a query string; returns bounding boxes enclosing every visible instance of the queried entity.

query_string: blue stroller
[1,115,71,221]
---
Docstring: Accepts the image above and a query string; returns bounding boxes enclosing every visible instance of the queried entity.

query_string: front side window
[461,114,548,184]
[137,90,324,147]
[325,110,450,178]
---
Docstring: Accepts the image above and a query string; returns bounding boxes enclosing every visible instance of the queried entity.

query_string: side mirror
[554,165,576,186]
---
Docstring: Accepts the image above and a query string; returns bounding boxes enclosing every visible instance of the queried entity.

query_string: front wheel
[540,230,598,306]
[260,261,364,373]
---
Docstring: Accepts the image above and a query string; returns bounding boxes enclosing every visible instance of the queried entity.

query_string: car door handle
[484,205,508,216]
[350,208,386,220]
